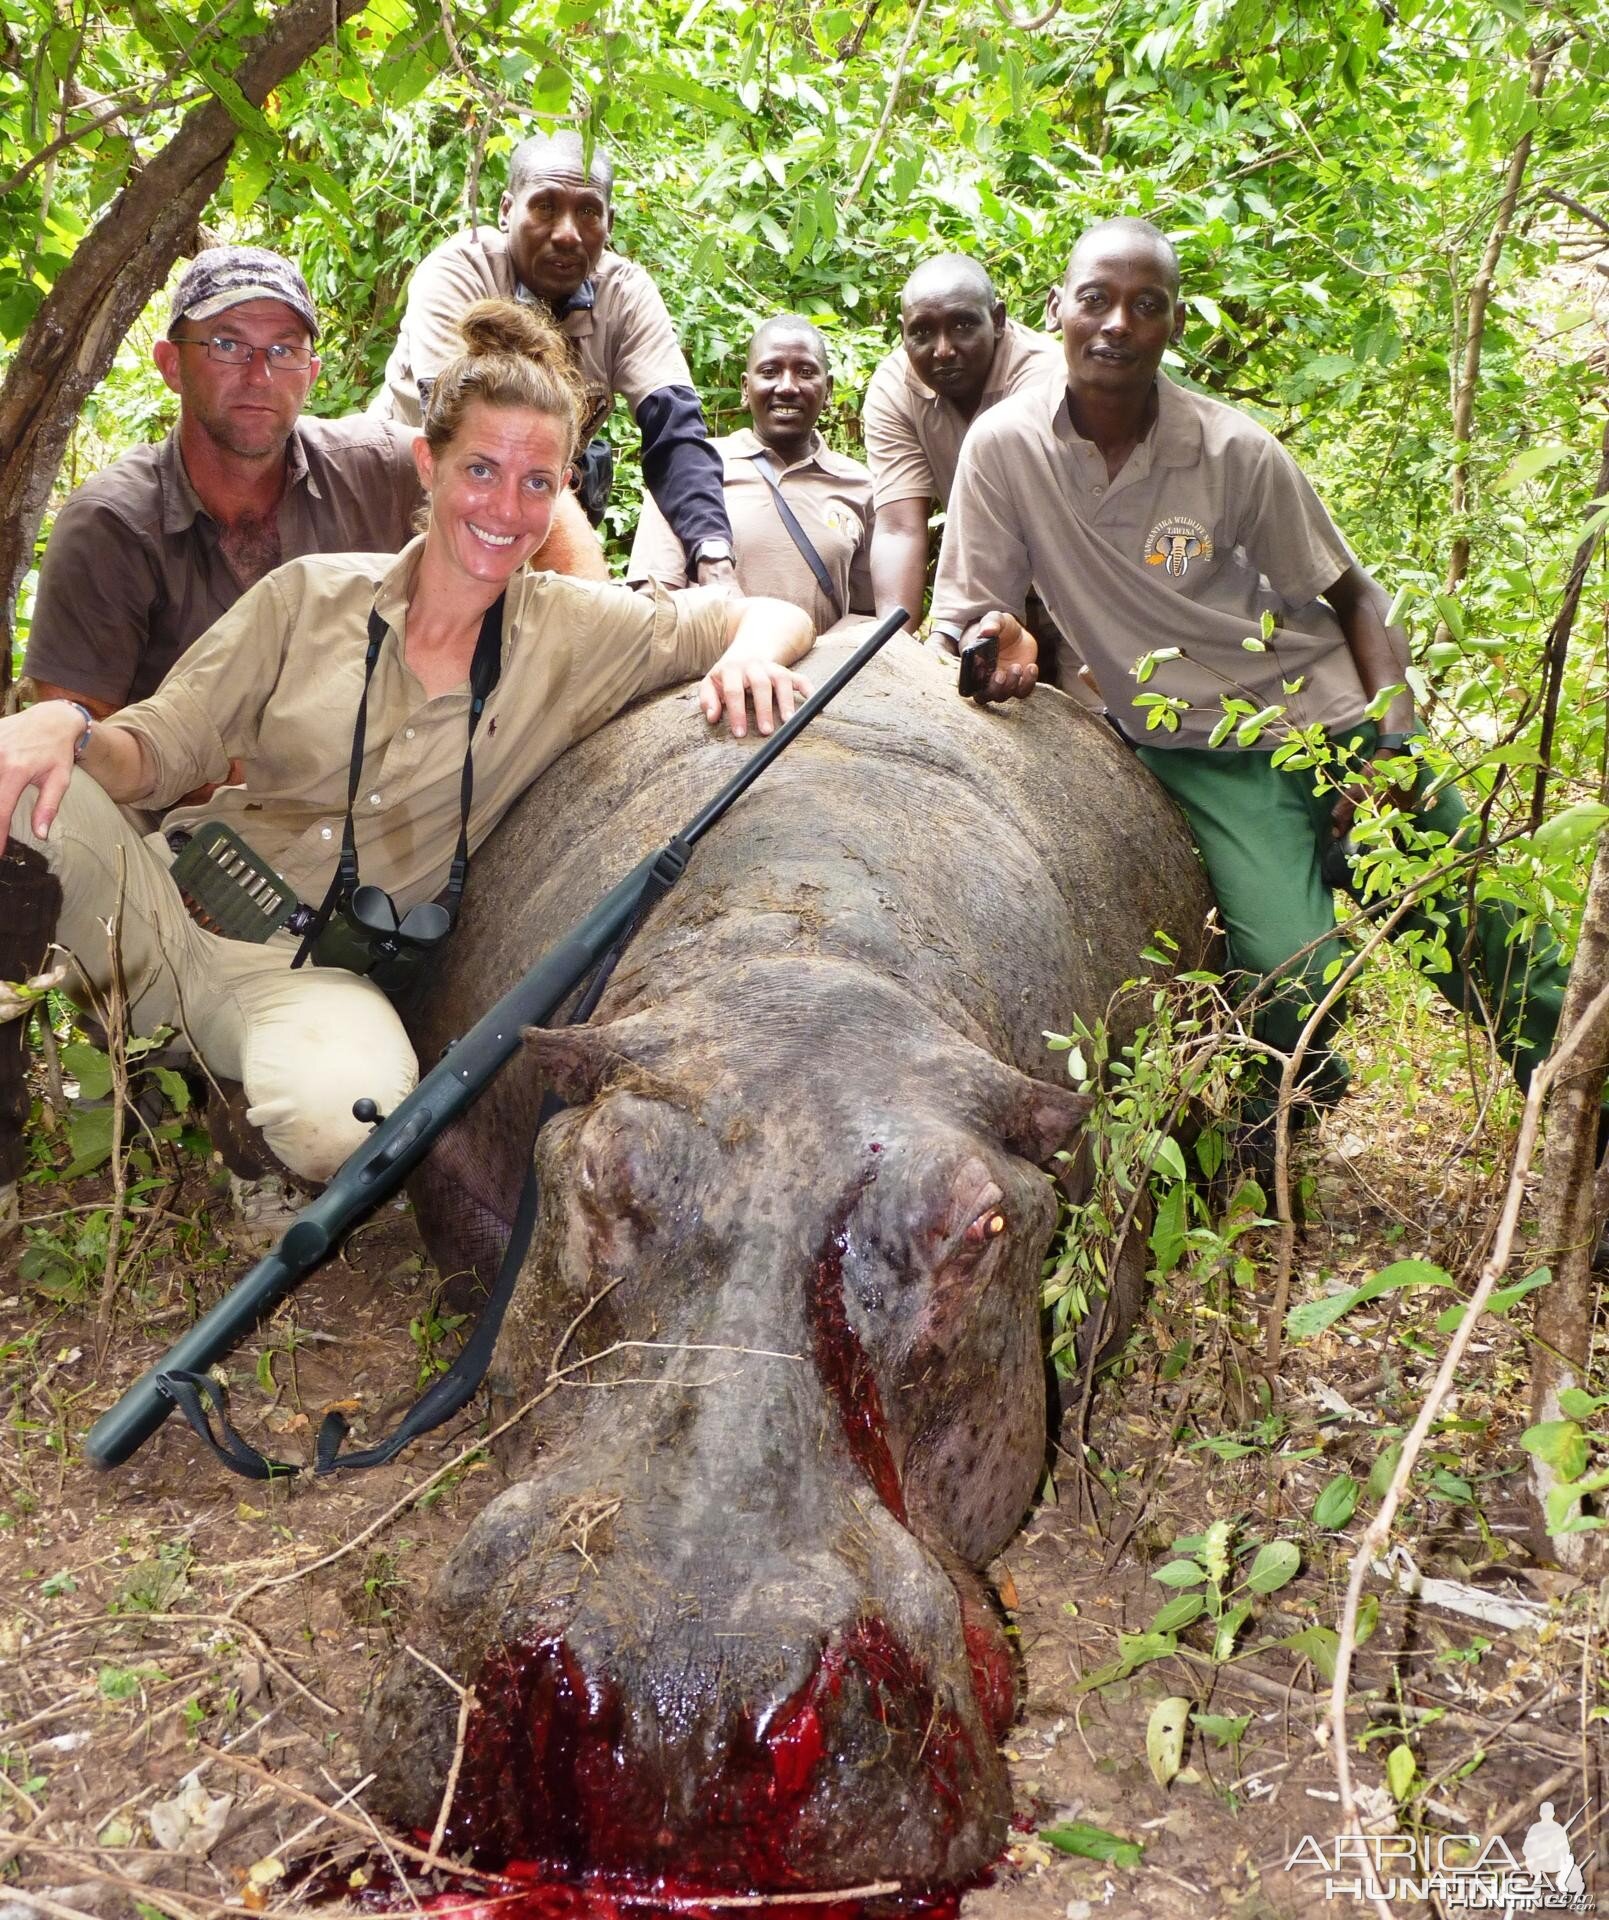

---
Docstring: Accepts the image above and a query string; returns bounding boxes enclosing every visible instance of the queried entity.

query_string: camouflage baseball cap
[169,245,319,341]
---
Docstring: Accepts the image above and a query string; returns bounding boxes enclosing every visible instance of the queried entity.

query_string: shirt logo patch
[1144,516,1214,578]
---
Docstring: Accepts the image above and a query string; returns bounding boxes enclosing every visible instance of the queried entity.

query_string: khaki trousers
[10,773,417,1182]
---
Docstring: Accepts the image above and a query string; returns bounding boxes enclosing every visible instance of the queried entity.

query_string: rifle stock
[84,610,906,1472]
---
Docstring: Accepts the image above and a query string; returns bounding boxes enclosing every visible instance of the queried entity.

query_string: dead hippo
[365,632,1211,1894]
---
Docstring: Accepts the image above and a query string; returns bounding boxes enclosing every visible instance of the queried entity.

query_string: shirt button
[369,793,382,806]
[404,728,415,740]
[320,826,332,840]
[1092,485,1105,496]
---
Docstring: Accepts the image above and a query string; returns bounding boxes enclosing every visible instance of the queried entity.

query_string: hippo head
[368,961,1090,1893]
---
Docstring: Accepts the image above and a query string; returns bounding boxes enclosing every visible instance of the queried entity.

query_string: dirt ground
[1,997,1604,1920]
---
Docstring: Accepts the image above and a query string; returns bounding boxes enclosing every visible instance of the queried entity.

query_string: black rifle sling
[747,450,842,619]
[158,839,692,1480]
[293,592,506,969]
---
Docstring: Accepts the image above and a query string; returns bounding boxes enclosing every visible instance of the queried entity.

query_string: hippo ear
[972,1057,1093,1165]
[521,1025,634,1105]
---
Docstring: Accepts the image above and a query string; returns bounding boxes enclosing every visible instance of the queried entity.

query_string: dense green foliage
[4,0,1607,823]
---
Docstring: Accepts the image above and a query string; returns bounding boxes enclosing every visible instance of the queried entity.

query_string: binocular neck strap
[293,592,506,970]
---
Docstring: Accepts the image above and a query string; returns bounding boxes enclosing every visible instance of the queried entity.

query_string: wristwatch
[63,699,94,760]
[691,539,735,573]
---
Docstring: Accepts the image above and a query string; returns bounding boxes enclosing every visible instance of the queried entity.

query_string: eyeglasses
[174,334,316,372]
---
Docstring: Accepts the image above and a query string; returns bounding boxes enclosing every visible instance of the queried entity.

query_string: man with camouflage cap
[23,244,601,719]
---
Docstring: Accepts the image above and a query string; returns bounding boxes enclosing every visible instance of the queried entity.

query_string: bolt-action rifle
[85,611,907,1473]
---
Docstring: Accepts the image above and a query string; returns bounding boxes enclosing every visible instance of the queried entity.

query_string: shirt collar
[1050,371,1202,469]
[159,420,318,535]
[730,424,829,472]
[372,534,429,635]
[516,275,596,317]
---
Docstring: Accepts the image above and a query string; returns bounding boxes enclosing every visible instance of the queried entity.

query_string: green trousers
[1136,724,1574,1116]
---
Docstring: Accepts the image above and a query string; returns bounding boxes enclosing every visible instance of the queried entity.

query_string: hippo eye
[962,1208,1007,1247]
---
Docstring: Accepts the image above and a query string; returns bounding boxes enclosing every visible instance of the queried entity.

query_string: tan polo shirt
[375,234,691,437]
[626,428,874,633]
[23,417,422,707]
[930,374,1364,748]
[114,541,731,913]
[861,318,1061,511]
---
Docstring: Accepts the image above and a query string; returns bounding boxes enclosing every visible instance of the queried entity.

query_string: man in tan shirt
[627,316,874,635]
[935,215,1579,1153]
[863,254,1059,630]
[23,244,603,720]
[374,130,735,580]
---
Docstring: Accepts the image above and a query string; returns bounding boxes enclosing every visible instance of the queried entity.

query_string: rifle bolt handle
[353,1097,385,1126]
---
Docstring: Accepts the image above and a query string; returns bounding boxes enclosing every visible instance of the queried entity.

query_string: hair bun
[455,297,565,365]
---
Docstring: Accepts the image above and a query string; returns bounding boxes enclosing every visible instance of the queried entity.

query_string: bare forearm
[78,716,152,801]
[720,596,815,669]
[1328,567,1416,735]
[870,506,929,631]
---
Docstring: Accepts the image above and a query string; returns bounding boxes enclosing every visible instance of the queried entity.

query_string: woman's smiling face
[415,400,572,590]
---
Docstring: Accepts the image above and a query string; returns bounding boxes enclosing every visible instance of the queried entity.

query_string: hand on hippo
[957,610,1038,705]
[698,592,817,738]
[698,655,814,737]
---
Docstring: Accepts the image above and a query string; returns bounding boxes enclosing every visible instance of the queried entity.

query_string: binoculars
[311,884,452,995]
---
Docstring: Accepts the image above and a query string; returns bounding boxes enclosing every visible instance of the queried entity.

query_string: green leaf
[1151,1591,1207,1633]
[1192,1709,1251,1749]
[1244,1540,1301,1594]
[1558,1389,1609,1421]
[1077,1629,1177,1690]
[1040,1822,1142,1869]
[63,1105,115,1179]
[1430,592,1466,640]
[1274,1623,1339,1680]
[1520,1420,1589,1482]
[1213,1599,1252,1662]
[1384,584,1416,626]
[1533,802,1609,858]
[1312,1473,1359,1530]
[1493,443,1571,491]
[1434,1266,1550,1332]
[1386,1742,1417,1801]
[1150,1134,1188,1182]
[1368,1438,1403,1503]
[1152,1558,1207,1588]
[1285,1259,1448,1339]
[1235,704,1285,746]
[61,1041,113,1102]
[1147,1695,1191,1787]
[98,1664,142,1701]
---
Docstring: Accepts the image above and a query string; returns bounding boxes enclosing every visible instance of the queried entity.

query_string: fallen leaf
[148,1773,234,1855]
[997,1565,1020,1611]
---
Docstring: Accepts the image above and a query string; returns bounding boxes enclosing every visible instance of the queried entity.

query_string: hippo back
[407,633,1210,1275]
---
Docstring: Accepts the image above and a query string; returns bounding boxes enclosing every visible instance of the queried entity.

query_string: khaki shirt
[931,374,1364,748]
[24,417,422,707]
[861,318,1061,511]
[626,428,874,633]
[376,234,691,437]
[116,541,731,913]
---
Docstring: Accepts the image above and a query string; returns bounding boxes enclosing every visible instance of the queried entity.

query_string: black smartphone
[957,632,999,699]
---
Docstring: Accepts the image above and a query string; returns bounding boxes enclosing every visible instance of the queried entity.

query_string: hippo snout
[366,1339,1015,1888]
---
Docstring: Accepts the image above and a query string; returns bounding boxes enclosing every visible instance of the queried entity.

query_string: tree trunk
[1531,415,1609,830]
[1436,43,1556,636]
[0,0,366,697]
[1528,804,1609,1570]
